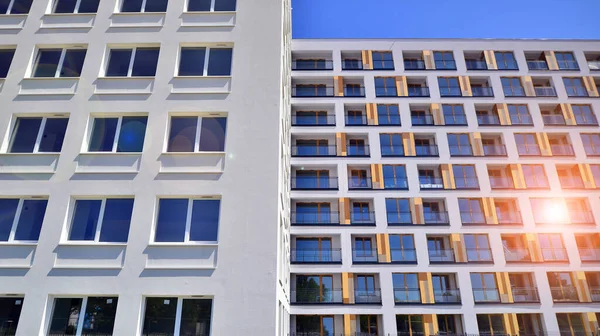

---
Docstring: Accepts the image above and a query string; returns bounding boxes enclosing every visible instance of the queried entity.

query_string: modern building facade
[0,0,291,335]
[290,39,600,336]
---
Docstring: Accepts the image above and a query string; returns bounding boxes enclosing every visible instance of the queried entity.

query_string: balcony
[460,212,487,225]
[292,86,334,97]
[292,115,336,126]
[455,178,480,190]
[449,146,473,157]
[383,177,409,190]
[588,61,600,71]
[542,114,566,125]
[291,249,342,264]
[352,248,378,263]
[527,60,549,70]
[504,248,532,262]
[415,145,439,157]
[440,86,462,97]
[292,60,334,71]
[534,86,557,97]
[419,177,444,190]
[348,178,373,190]
[517,145,541,156]
[343,86,366,97]
[429,249,456,263]
[411,115,435,126]
[373,60,395,70]
[355,289,382,304]
[466,60,488,70]
[579,248,600,262]
[477,115,501,126]
[434,289,461,304]
[550,144,575,156]
[350,211,376,225]
[511,115,534,125]
[347,144,370,157]
[342,59,363,70]
[559,176,585,189]
[390,249,417,263]
[466,248,493,263]
[472,87,494,97]
[443,114,468,126]
[408,87,430,97]
[381,145,405,157]
[511,287,540,303]
[387,212,412,226]
[436,60,457,70]
[489,176,515,189]
[291,288,343,304]
[497,211,522,225]
[565,87,589,97]
[483,144,507,156]
[473,288,501,303]
[569,210,595,225]
[292,177,339,190]
[393,289,422,304]
[503,87,526,97]
[292,145,337,157]
[591,286,600,302]
[404,59,426,70]
[558,60,580,70]
[345,114,368,126]
[424,211,450,225]
[541,248,569,262]
[291,211,340,225]
[551,286,579,302]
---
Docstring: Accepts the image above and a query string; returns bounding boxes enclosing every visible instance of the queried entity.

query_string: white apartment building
[0,0,291,335]
[289,39,600,336]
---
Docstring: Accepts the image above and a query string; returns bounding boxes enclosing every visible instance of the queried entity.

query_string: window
[345,110,365,126]
[0,49,15,78]
[48,297,118,336]
[167,116,227,152]
[372,51,394,70]
[359,315,379,334]
[120,0,168,12]
[386,198,411,225]
[178,47,233,76]
[294,111,329,126]
[563,78,588,97]
[389,234,415,261]
[187,0,236,11]
[438,315,459,335]
[380,133,403,157]
[508,104,532,125]
[0,198,47,242]
[296,275,334,303]
[453,165,479,189]
[572,105,597,125]
[32,48,86,78]
[383,165,407,189]
[105,47,160,77]
[374,77,397,97]
[143,298,212,336]
[0,0,33,14]
[442,105,466,125]
[0,297,23,335]
[590,165,600,186]
[438,77,461,96]
[154,198,220,242]
[539,233,567,261]
[396,315,424,336]
[471,273,499,302]
[296,316,334,335]
[347,139,367,156]
[8,117,68,153]
[548,272,578,302]
[87,116,147,152]
[51,0,100,13]
[294,202,332,224]
[464,234,492,262]
[557,314,585,336]
[495,51,518,70]
[377,104,401,125]
[555,52,579,70]
[515,133,540,155]
[459,198,485,224]
[393,273,420,302]
[434,51,456,69]
[501,77,525,96]
[581,133,600,155]
[522,164,549,188]
[67,198,134,243]
[295,238,333,262]
[448,134,472,156]
[477,314,506,335]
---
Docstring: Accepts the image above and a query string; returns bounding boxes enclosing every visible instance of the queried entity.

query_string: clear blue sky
[292,0,600,39]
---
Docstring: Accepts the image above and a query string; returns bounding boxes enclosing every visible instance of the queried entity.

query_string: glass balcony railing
[380,145,405,157]
[489,176,515,189]
[511,287,540,302]
[404,60,426,70]
[584,145,600,156]
[291,145,337,157]
[415,144,439,157]
[387,212,413,226]
[435,60,457,70]
[291,211,339,225]
[424,211,450,225]
[590,286,600,302]
[393,289,421,304]
[559,176,585,189]
[504,247,532,262]
[578,248,600,262]
[455,178,480,190]
[439,86,462,97]
[527,60,549,70]
[569,210,595,225]
[291,288,343,304]
[466,248,493,262]
[472,288,501,303]
[483,144,507,156]
[428,249,455,263]
[510,114,534,125]
[292,115,336,126]
[588,60,600,71]
[575,114,599,125]
[407,87,430,97]
[449,145,473,156]
[372,61,395,70]
[565,86,589,97]
[292,86,334,97]
[292,177,339,190]
[472,87,494,97]
[375,87,398,97]
[460,211,487,225]
[434,289,461,304]
[352,248,379,263]
[542,114,566,125]
[344,86,366,97]
[377,114,402,125]
[541,248,569,262]
[291,249,342,263]
[558,60,579,70]
[443,114,468,125]
[477,115,501,126]
[497,211,522,225]
[465,59,488,70]
[517,145,541,156]
[354,289,382,304]
[348,178,373,190]
[345,114,368,126]
[503,87,526,97]
[292,60,334,71]
[497,61,519,70]
[419,176,444,189]
[550,286,579,302]
[347,144,370,157]
[383,177,409,190]
[534,86,557,97]
[342,59,363,70]
[550,144,575,156]
[390,248,417,263]
[411,115,435,126]
[350,211,376,225]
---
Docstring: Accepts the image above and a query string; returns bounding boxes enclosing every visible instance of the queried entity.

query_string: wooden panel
[376,233,391,263]
[503,313,519,336]
[470,132,484,156]
[536,132,552,156]
[423,314,439,336]
[370,164,383,189]
[334,76,344,97]
[544,51,559,70]
[575,271,592,302]
[584,76,600,97]
[579,164,597,189]
[496,272,514,303]
[431,103,443,125]
[402,132,416,156]
[526,233,542,262]
[496,103,511,125]
[361,50,371,70]
[366,103,377,125]
[441,164,455,189]
[583,312,599,336]
[482,198,498,224]
[484,50,498,70]
[418,272,434,303]
[396,76,408,96]
[560,103,576,125]
[411,197,424,224]
[339,198,351,224]
[336,132,347,156]
[423,50,435,69]
[523,76,536,97]
[342,273,354,304]
[451,234,467,262]
[510,164,526,189]
[459,76,472,96]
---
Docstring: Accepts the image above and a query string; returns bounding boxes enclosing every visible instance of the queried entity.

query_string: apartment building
[290,39,600,336]
[0,0,290,335]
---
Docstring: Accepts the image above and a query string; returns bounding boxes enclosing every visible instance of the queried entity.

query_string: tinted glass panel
[60,49,86,77]
[89,118,118,152]
[117,116,147,152]
[155,199,187,242]
[78,0,100,12]
[179,47,206,76]
[190,200,220,241]
[13,199,46,241]
[106,49,132,77]
[143,298,177,335]
[180,299,212,336]
[83,297,118,335]
[33,49,62,77]
[187,0,211,11]
[0,199,19,241]
[10,0,33,13]
[69,200,102,241]
[49,298,82,335]
[132,48,159,76]
[0,298,23,335]
[144,0,168,12]
[121,0,143,12]
[0,0,9,13]
[214,0,236,11]
[207,48,232,76]
[38,118,69,153]
[168,117,197,152]
[9,118,41,153]
[54,0,77,13]
[0,49,15,78]
[99,199,134,243]
[199,117,226,151]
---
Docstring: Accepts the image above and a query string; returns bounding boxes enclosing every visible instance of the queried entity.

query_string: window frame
[166,114,227,153]
[0,197,48,243]
[48,296,118,336]
[495,51,518,70]
[177,46,233,77]
[64,197,134,244]
[522,164,548,188]
[119,0,167,13]
[1,0,33,14]
[374,77,397,96]
[31,47,87,78]
[152,197,221,244]
[85,114,148,153]
[442,104,466,125]
[141,296,213,336]
[6,115,69,154]
[186,0,236,12]
[103,46,160,78]
[0,48,16,78]
[50,0,99,13]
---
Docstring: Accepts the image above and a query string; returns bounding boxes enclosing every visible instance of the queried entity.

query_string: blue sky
[292,0,600,39]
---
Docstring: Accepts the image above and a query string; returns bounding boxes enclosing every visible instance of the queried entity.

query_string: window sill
[0,241,38,246]
[19,78,79,96]
[158,152,225,174]
[0,14,27,30]
[162,151,225,155]
[41,13,95,29]
[0,243,36,268]
[94,77,155,95]
[58,242,128,247]
[147,242,218,247]
[0,152,59,174]
[170,76,232,94]
[54,244,126,269]
[110,12,165,28]
[75,152,141,174]
[24,76,81,80]
[180,11,236,27]
[145,244,218,269]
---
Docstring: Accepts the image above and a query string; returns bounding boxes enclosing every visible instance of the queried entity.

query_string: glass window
[581,133,600,155]
[438,77,461,96]
[465,234,492,261]
[49,297,118,336]
[572,105,597,125]
[442,104,466,125]
[167,116,227,152]
[188,0,235,11]
[154,198,220,242]
[383,165,407,189]
[105,48,160,77]
[178,47,233,76]
[459,198,485,224]
[555,52,579,70]
[88,116,147,152]
[477,314,506,335]
[448,134,472,156]
[0,297,24,335]
[32,48,86,78]
[515,133,540,155]
[386,198,411,225]
[0,0,33,14]
[557,313,585,335]
[563,77,588,96]
[0,49,15,78]
[372,51,394,70]
[68,198,134,243]
[522,165,548,188]
[143,298,212,336]
[501,77,524,96]
[121,0,168,12]
[453,165,478,188]
[0,198,47,242]
[434,51,456,69]
[396,315,424,335]
[380,133,403,156]
[590,165,600,186]
[376,104,400,125]
[495,51,518,70]
[8,117,68,153]
[508,104,532,125]
[374,77,397,97]
[52,0,100,13]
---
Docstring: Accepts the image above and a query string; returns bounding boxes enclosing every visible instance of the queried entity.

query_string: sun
[543,202,569,224]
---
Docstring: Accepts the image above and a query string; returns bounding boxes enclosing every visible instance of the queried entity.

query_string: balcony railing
[576,114,599,125]
[473,288,501,303]
[435,60,457,70]
[408,87,430,97]
[291,211,340,225]
[292,60,334,71]
[466,248,493,262]
[390,248,417,263]
[383,177,409,190]
[504,247,532,262]
[558,60,580,70]
[460,211,487,225]
[292,145,337,157]
[404,59,426,70]
[550,144,575,156]
[541,248,569,262]
[542,114,567,125]
[497,211,522,225]
[477,115,501,126]
[347,145,370,157]
[292,114,336,126]
[578,248,600,262]
[344,86,366,97]
[511,287,540,302]
[466,59,488,70]
[411,115,435,126]
[355,289,382,304]
[559,176,585,189]
[569,210,595,225]
[419,177,444,190]
[534,86,557,97]
[375,88,398,97]
[393,288,422,304]
[415,144,439,157]
[381,145,405,157]
[345,114,368,126]
[424,211,450,225]
[443,114,468,125]
[590,286,600,302]
[373,61,395,70]
[489,176,515,189]
[377,115,402,125]
[449,145,473,156]
[348,178,373,190]
[292,177,339,190]
[291,288,343,304]
[483,144,507,156]
[387,212,413,226]
[550,286,579,302]
[428,248,456,263]
[498,61,519,70]
[455,178,480,190]
[434,289,461,304]
[510,115,534,125]
[517,145,541,156]
[342,59,363,70]
[440,86,462,97]
[503,87,526,97]
[472,87,494,97]
[291,248,342,263]
[558,329,587,336]
[584,145,600,156]
[565,86,589,97]
[527,60,549,70]
[351,211,376,225]
[588,60,600,71]
[292,86,334,97]
[352,248,378,263]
